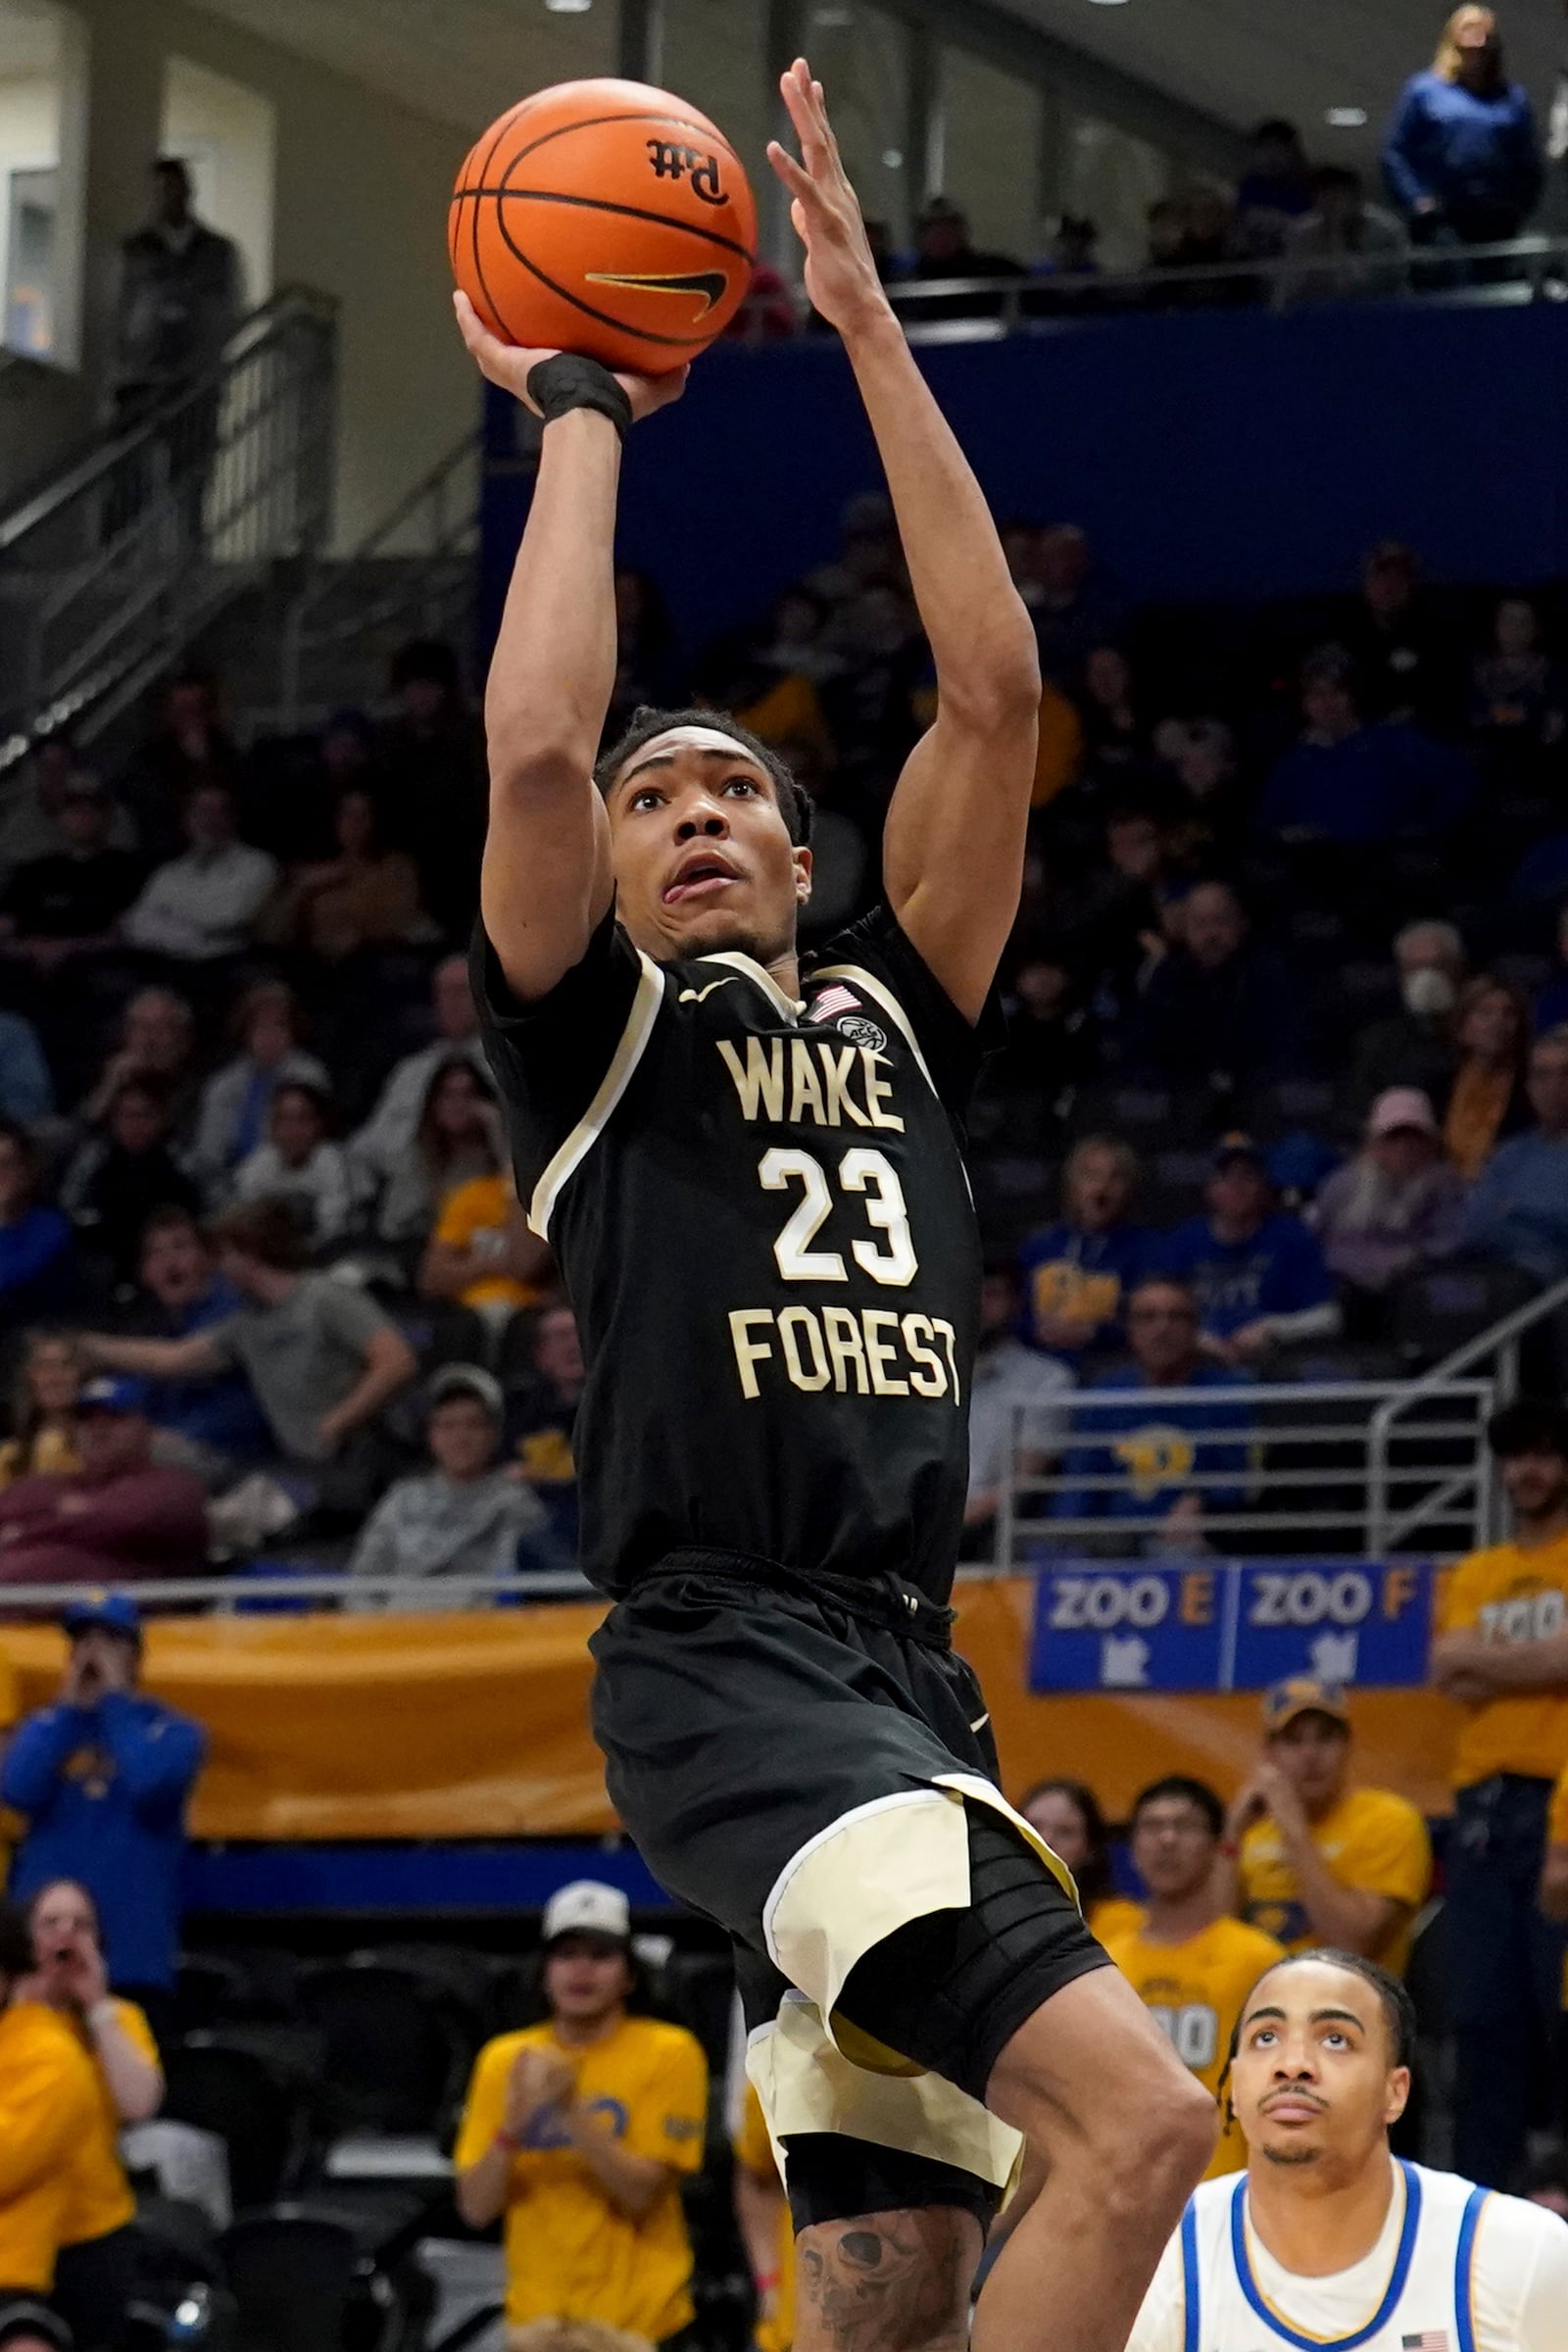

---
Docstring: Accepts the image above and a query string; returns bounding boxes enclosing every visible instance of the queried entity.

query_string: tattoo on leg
[796,2207,975,2352]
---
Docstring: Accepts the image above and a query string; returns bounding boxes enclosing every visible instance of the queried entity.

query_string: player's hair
[1224,1947,1418,2078]
[595,707,814,847]
[1488,1396,1568,1465]
[1130,1775,1225,1840]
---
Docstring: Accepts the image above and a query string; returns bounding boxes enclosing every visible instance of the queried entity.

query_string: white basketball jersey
[1134,2159,1568,2352]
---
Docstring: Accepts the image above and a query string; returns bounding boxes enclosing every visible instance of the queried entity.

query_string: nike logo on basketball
[586,269,730,318]
[678,976,742,1004]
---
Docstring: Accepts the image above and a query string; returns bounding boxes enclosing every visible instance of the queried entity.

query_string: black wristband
[526,354,633,440]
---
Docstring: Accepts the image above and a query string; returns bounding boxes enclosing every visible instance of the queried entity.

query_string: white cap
[542,1880,630,1945]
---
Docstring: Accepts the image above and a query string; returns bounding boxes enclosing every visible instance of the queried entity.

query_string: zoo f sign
[1028,1559,1435,1694]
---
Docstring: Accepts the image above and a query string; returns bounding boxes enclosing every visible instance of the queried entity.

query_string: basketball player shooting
[457,59,1215,2352]
[1126,1949,1568,2352]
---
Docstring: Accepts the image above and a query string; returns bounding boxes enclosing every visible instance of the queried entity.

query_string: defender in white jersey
[1126,1950,1568,2352]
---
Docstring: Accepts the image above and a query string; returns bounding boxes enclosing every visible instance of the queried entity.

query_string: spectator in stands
[349,954,487,1202]
[1461,1024,1568,1281]
[0,1124,74,1323]
[1051,1276,1250,1551]
[86,1199,416,1511]
[375,637,488,941]
[1281,167,1407,302]
[1535,902,1568,1034]
[733,2082,792,2352]
[60,1080,201,1284]
[965,1263,1074,1553]
[455,1881,708,2345]
[1342,542,1452,728]
[1345,918,1466,1128]
[79,987,197,1136]
[1018,1779,1144,1944]
[0,1338,81,1492]
[419,1165,552,1319]
[1030,524,1124,690]
[1018,1137,1155,1362]
[1161,1136,1340,1363]
[724,260,797,343]
[1145,197,1191,276]
[0,1896,98,2341]
[0,780,141,969]
[121,780,277,964]
[0,737,136,894]
[1153,717,1248,870]
[1383,6,1543,247]
[3,1594,204,2023]
[0,1377,208,1590]
[1471,596,1566,755]
[1219,1679,1432,1975]
[1234,119,1316,254]
[191,981,328,1189]
[379,1055,509,1251]
[1310,1088,1466,1329]
[1100,1779,1285,2177]
[0,1015,51,1127]
[902,195,1026,322]
[118,670,241,866]
[991,951,1100,1135]
[1057,804,1173,1012]
[23,1879,162,2352]
[1258,645,1474,847]
[505,1300,583,1550]
[112,155,238,423]
[1076,649,1151,799]
[348,1364,560,1603]
[261,784,429,961]
[120,1206,270,1474]
[1125,879,1302,1100]
[229,1081,358,1246]
[1442,974,1531,1180]
[1430,1397,1568,2185]
[1033,213,1100,281]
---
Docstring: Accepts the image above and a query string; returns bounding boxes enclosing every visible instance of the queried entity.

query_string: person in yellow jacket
[1430,1397,1568,2188]
[456,1884,708,2349]
[1103,1778,1284,2180]
[0,1897,99,2308]
[1219,1679,1432,1976]
[21,1881,161,2352]
[733,2082,792,2352]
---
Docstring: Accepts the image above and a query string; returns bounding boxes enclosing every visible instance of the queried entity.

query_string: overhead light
[1325,106,1367,126]
[1087,1,1131,9]
[811,6,853,23]
[544,0,592,12]
[882,148,904,169]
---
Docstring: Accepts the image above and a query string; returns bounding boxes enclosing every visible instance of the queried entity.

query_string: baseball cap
[1262,1676,1350,1736]
[62,1592,142,1643]
[542,1881,631,1946]
[77,1375,149,1416]
[1211,1132,1268,1171]
[427,1363,504,1419]
[1367,1087,1438,1140]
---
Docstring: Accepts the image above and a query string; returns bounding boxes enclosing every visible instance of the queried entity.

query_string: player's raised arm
[454,296,686,1001]
[768,63,1041,1023]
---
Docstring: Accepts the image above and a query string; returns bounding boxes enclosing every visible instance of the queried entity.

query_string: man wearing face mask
[1344,920,1466,1131]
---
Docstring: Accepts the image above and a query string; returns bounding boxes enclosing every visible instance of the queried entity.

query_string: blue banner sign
[1028,1559,1436,1695]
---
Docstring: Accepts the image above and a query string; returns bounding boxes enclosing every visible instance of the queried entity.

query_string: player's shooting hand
[767,59,892,340]
[452,293,687,424]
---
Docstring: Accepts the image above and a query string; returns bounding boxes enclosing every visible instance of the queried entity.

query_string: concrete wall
[2,0,494,544]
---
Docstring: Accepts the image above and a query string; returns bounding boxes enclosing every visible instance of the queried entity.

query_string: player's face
[1267,1714,1348,1813]
[544,1934,633,2025]
[606,729,811,968]
[1232,1959,1408,2174]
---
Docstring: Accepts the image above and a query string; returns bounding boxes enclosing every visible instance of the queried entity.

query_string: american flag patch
[1402,2333,1450,2349]
[808,984,860,1023]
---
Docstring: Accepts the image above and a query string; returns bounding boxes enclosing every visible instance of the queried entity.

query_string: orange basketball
[449,78,758,376]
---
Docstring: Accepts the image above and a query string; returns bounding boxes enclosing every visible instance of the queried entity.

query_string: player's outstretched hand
[452,291,687,423]
[767,58,892,340]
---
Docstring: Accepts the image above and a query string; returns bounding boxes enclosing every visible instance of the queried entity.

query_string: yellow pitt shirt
[1090,1895,1146,1946]
[455,2015,708,2338]
[1105,1917,1285,2180]
[1238,1786,1432,1978]
[735,2081,794,2352]
[60,1999,159,2246]
[0,1642,18,1888]
[1437,1530,1568,1788]
[0,2000,101,2290]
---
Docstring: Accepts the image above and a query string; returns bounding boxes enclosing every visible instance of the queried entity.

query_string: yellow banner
[0,1582,1462,1841]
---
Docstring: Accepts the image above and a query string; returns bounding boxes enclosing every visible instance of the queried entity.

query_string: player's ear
[793,845,813,905]
[1383,2066,1411,2128]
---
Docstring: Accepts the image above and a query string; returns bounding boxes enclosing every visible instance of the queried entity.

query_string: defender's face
[1232,1958,1408,2171]
[606,728,810,968]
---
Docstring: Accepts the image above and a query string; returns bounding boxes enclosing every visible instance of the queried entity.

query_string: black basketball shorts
[589,1550,1111,2230]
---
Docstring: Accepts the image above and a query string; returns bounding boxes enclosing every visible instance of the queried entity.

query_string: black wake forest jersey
[474,904,997,1602]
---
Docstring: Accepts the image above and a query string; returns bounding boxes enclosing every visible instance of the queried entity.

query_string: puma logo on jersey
[678,977,742,1004]
[717,1034,903,1131]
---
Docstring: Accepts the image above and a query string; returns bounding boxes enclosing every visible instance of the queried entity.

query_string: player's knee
[794,2207,979,2352]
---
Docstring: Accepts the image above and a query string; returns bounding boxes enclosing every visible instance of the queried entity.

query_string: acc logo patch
[835,1013,887,1054]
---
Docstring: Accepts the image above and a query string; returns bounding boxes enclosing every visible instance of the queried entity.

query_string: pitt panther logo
[1112,1427,1196,1502]
[646,139,726,204]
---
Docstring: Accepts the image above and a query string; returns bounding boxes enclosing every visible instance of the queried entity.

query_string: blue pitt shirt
[1157,1212,1332,1342]
[1,1689,206,1989]
[1016,1222,1158,1355]
[1051,1362,1252,1525]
